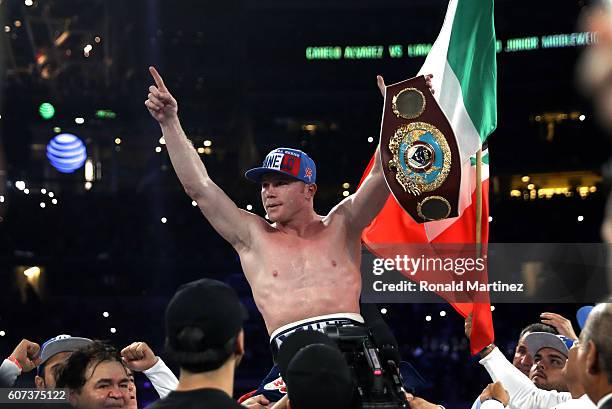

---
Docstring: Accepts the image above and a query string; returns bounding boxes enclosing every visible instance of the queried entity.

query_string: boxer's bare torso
[145,66,389,336]
[238,209,362,334]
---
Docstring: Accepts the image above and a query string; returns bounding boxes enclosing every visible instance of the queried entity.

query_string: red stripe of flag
[359,153,494,354]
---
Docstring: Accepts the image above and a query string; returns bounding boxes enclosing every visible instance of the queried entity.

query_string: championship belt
[380,75,461,223]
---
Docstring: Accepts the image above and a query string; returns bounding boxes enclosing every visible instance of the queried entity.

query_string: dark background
[0,0,610,407]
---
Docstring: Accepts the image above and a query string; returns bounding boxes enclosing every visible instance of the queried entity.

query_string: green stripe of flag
[447,0,497,143]
[470,152,489,166]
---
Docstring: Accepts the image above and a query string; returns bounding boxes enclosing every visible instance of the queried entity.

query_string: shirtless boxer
[145,66,432,400]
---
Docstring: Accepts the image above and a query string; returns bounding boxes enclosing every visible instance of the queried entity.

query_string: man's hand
[376,74,434,98]
[479,381,510,406]
[121,342,159,372]
[465,313,496,358]
[10,339,41,373]
[405,393,443,409]
[540,312,578,339]
[269,395,288,409]
[241,394,271,409]
[425,74,434,94]
[377,75,386,97]
[145,66,178,124]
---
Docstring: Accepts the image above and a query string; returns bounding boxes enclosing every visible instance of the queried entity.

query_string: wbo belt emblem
[388,122,451,196]
[406,142,434,171]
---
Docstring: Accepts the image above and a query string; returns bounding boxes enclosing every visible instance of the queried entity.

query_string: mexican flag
[360,0,497,354]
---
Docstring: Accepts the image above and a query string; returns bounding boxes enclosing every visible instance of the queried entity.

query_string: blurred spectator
[36,335,93,389]
[575,299,612,408]
[55,340,130,409]
[513,323,559,377]
[145,279,247,409]
[524,332,572,392]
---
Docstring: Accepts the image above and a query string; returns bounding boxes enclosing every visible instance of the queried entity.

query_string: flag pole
[475,149,483,247]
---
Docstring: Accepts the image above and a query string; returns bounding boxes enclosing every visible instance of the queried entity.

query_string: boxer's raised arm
[331,74,434,233]
[334,145,389,233]
[145,66,254,249]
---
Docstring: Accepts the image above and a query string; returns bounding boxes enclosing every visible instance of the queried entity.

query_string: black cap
[165,279,248,352]
[277,331,354,409]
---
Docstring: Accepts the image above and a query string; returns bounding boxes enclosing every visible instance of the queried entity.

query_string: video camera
[324,325,409,409]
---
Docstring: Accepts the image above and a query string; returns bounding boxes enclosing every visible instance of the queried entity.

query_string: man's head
[35,335,93,389]
[245,148,317,223]
[55,341,130,409]
[574,300,612,403]
[165,278,248,374]
[278,331,354,409]
[525,332,573,392]
[513,323,558,376]
[259,173,317,223]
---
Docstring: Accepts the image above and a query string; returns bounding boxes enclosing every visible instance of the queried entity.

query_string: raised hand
[425,74,434,94]
[377,75,386,97]
[121,341,159,372]
[540,312,578,340]
[10,339,41,373]
[145,66,178,124]
[479,381,510,406]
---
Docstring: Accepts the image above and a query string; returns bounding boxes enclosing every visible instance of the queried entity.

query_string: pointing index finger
[149,66,167,91]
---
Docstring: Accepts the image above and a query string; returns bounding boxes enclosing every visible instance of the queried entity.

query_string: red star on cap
[304,167,313,181]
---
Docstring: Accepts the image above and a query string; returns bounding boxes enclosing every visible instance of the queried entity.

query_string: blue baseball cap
[576,305,594,330]
[37,334,93,375]
[245,148,317,184]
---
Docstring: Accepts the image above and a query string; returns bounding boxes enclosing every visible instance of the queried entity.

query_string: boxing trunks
[250,313,364,402]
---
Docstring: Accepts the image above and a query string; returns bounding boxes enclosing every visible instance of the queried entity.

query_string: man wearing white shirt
[477,332,573,409]
[470,328,599,409]
[468,322,559,409]
[574,300,612,409]
[465,315,596,409]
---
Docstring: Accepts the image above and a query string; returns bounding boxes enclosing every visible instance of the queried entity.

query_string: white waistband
[270,312,364,341]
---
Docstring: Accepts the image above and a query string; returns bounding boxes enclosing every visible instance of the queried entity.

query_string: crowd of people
[1,281,611,409]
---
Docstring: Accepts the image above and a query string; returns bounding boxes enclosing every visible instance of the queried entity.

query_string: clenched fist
[10,339,41,373]
[121,341,158,372]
